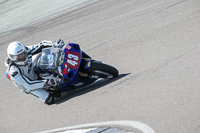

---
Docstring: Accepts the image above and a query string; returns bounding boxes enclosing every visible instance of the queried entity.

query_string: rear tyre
[90,61,119,79]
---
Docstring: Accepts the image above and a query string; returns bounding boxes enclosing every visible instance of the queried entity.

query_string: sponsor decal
[88,61,91,67]
[66,45,72,50]
[6,73,11,80]
[78,72,88,77]
[62,68,68,75]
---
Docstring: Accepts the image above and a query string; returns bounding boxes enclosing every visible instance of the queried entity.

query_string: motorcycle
[36,42,119,94]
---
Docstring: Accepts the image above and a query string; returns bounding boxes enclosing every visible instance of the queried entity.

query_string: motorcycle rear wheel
[90,61,119,79]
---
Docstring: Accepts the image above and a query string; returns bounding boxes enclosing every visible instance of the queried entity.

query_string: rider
[5,40,64,105]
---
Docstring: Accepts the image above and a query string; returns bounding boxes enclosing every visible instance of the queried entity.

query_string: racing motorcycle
[36,42,119,94]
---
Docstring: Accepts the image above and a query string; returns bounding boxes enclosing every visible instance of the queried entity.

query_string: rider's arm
[27,40,55,55]
[9,65,46,93]
[27,40,65,55]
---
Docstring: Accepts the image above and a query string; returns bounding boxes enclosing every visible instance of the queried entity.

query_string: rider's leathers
[5,41,55,103]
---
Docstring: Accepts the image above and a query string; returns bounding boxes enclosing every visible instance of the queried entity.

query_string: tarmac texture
[0,0,200,133]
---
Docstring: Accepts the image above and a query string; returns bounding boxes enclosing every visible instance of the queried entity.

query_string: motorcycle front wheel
[90,61,119,79]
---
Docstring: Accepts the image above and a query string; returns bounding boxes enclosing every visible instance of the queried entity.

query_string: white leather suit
[5,40,60,104]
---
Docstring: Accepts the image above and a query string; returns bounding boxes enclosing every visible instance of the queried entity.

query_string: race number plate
[61,43,81,79]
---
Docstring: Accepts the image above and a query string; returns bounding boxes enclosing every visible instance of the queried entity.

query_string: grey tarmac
[0,0,200,133]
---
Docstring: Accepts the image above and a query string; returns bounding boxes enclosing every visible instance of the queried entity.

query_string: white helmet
[7,42,28,65]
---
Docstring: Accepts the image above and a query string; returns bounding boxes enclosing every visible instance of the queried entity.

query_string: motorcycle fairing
[61,43,82,80]
[58,43,97,90]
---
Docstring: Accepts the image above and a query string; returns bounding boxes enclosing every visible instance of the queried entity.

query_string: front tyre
[90,61,119,79]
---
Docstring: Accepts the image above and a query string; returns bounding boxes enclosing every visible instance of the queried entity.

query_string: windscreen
[39,48,62,71]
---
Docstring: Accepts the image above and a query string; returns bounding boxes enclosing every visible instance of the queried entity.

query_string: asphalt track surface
[0,0,200,133]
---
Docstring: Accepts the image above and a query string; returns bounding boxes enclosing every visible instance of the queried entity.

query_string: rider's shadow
[55,73,130,104]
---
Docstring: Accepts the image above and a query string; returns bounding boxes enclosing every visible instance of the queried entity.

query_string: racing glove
[53,39,64,48]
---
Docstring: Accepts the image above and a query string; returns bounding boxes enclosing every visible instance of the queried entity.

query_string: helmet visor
[10,51,27,62]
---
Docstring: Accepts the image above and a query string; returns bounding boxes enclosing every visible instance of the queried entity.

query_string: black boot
[45,94,54,105]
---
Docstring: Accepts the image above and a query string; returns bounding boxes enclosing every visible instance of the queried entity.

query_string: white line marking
[59,128,97,133]
[38,120,155,133]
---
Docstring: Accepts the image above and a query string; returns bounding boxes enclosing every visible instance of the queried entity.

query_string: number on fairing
[68,54,78,61]
[67,54,79,66]
[67,59,78,66]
